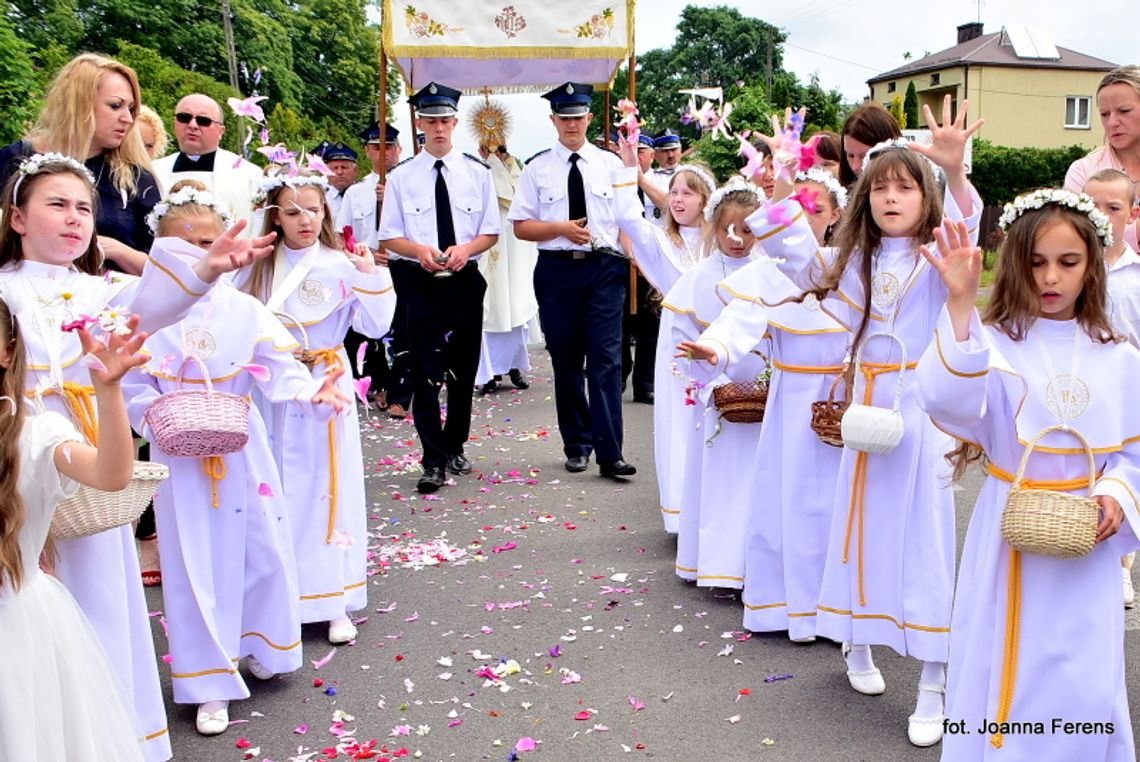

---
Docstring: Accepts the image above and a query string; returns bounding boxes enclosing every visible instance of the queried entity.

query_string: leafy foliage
[0,14,40,143]
[903,81,919,130]
[970,139,1089,206]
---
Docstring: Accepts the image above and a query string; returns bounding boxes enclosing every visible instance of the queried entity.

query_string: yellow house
[867,23,1116,149]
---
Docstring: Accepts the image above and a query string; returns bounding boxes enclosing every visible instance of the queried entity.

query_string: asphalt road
[148,348,1140,761]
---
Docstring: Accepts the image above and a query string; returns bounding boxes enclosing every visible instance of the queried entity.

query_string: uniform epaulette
[525,149,552,165]
[389,156,415,172]
[598,145,621,158]
[463,153,491,169]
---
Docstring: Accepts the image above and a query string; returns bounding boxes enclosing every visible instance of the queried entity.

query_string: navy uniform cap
[359,121,400,145]
[543,82,593,116]
[637,134,655,149]
[322,142,358,162]
[654,129,682,149]
[410,82,460,117]
[416,132,426,146]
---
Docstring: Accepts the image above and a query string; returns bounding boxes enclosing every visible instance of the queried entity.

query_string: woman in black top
[0,53,159,274]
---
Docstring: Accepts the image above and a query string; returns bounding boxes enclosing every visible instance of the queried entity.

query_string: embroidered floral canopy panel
[383,0,635,93]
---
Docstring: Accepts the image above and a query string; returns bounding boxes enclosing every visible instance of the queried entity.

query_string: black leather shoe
[565,456,589,473]
[508,368,529,389]
[599,460,637,478]
[417,466,446,493]
[633,391,654,404]
[446,453,473,475]
[479,379,497,396]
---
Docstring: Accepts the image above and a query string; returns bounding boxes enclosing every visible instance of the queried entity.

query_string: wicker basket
[841,333,907,454]
[51,460,170,540]
[1000,425,1099,559]
[810,373,849,448]
[144,356,250,458]
[712,377,769,424]
[275,311,317,369]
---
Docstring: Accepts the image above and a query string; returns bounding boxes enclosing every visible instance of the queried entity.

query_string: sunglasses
[175,112,220,128]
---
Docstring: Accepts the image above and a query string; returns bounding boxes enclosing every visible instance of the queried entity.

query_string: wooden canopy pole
[625,54,639,314]
[378,48,389,183]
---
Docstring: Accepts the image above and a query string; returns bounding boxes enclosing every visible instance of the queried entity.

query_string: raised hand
[313,367,350,413]
[347,242,377,274]
[908,94,984,175]
[920,218,982,302]
[675,340,719,365]
[617,134,638,169]
[78,315,148,385]
[195,218,278,281]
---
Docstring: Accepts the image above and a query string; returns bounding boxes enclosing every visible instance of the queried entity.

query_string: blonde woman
[135,105,169,160]
[0,53,159,275]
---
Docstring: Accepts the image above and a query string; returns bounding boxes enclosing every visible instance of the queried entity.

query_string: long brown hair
[27,53,153,197]
[0,163,103,274]
[839,104,901,187]
[242,178,339,302]
[807,148,942,352]
[0,299,28,593]
[945,201,1119,482]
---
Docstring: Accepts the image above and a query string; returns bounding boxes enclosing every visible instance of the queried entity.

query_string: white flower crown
[796,168,848,209]
[252,173,329,206]
[704,176,765,222]
[146,187,233,234]
[998,188,1114,249]
[672,165,718,197]
[863,138,943,180]
[12,153,96,200]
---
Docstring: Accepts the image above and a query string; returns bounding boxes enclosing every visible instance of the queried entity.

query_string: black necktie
[434,159,456,251]
[568,153,587,221]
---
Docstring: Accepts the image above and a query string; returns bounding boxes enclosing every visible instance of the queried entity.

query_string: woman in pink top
[1065,65,1140,249]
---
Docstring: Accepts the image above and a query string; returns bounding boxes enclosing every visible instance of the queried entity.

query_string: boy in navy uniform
[378,82,500,493]
[508,82,637,478]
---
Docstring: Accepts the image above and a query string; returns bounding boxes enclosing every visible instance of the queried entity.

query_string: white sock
[199,700,228,714]
[915,661,946,718]
[844,643,876,673]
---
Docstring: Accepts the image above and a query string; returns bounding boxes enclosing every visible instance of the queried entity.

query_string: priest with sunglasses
[152,93,264,237]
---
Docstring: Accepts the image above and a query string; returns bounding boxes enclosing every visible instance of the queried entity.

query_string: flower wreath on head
[795,168,848,209]
[863,137,943,180]
[998,188,1114,249]
[671,164,719,199]
[12,153,96,200]
[146,186,233,234]
[252,172,329,207]
[704,176,765,222]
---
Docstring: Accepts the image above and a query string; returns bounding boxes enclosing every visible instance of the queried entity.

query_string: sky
[381,1,1133,161]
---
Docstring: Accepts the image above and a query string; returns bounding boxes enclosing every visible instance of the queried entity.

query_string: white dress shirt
[507,141,627,252]
[378,149,501,262]
[336,173,382,249]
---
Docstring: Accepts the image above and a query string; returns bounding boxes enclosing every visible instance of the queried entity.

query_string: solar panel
[1006,25,1061,60]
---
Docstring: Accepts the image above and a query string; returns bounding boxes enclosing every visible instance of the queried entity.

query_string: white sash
[266,243,321,314]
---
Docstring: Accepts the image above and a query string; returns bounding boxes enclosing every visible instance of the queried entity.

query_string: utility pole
[221,0,240,91]
[765,29,773,97]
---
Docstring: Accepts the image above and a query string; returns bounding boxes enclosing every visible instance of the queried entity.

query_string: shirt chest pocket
[452,193,483,219]
[591,184,614,202]
[539,182,566,208]
[403,194,436,239]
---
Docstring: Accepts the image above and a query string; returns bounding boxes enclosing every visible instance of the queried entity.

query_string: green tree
[690,81,774,181]
[903,81,919,130]
[0,14,41,143]
[888,94,906,129]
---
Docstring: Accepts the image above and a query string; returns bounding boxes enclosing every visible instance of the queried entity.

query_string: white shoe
[195,701,229,736]
[908,684,946,747]
[328,618,358,645]
[790,635,817,644]
[841,642,885,695]
[244,655,275,681]
[1124,567,1135,609]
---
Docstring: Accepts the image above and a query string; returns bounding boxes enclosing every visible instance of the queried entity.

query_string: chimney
[957,22,984,44]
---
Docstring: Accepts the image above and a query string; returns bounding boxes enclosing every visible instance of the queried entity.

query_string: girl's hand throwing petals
[676,341,718,365]
[77,315,148,386]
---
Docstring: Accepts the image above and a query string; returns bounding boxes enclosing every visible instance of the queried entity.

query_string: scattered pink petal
[241,363,271,383]
[355,342,368,376]
[628,696,645,712]
[354,376,372,405]
[79,353,107,373]
[257,482,275,497]
[228,95,269,122]
[311,647,336,669]
[294,724,309,734]
[574,710,592,721]
[515,736,537,752]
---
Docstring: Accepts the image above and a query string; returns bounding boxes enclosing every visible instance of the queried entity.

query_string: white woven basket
[144,355,250,458]
[51,460,170,540]
[841,332,907,454]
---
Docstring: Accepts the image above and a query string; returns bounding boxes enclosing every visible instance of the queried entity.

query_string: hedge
[970,139,1091,207]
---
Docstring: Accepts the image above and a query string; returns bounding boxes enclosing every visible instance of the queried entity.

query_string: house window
[1065,96,1091,129]
[887,82,896,93]
[931,73,941,85]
